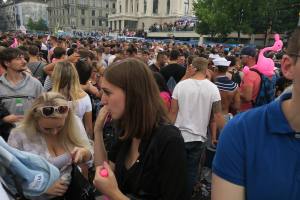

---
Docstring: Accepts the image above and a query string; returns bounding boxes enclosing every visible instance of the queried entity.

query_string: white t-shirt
[70,94,92,120]
[172,79,221,143]
[107,55,116,67]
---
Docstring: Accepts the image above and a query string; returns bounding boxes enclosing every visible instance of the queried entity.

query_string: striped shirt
[215,76,238,92]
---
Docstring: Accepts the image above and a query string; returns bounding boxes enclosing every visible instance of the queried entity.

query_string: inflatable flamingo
[9,38,19,48]
[243,34,283,76]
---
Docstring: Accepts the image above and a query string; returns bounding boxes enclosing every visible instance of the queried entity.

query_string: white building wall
[109,0,195,31]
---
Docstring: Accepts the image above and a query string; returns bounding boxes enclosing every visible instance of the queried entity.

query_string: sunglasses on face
[37,106,69,117]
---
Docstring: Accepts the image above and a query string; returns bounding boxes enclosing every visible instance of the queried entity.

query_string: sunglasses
[37,106,69,117]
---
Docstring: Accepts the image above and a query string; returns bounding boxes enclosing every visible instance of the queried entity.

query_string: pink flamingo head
[272,34,283,52]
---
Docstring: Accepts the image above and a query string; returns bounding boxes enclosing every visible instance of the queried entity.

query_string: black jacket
[0,102,14,141]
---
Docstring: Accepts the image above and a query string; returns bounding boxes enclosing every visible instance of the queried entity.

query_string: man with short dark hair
[160,50,186,92]
[0,48,43,125]
[212,27,300,200]
[27,45,47,84]
[149,51,168,72]
[239,47,261,111]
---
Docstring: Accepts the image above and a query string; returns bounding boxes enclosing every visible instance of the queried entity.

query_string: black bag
[63,164,96,200]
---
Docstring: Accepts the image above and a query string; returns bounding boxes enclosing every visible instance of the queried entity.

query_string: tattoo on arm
[212,100,222,114]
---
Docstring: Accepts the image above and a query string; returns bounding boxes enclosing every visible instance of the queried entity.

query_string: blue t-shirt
[213,93,300,200]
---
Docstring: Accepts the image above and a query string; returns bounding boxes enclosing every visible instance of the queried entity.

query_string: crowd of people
[149,21,196,32]
[0,26,299,200]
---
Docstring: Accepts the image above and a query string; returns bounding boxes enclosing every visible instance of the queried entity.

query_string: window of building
[126,0,128,13]
[144,0,147,14]
[92,20,95,26]
[71,7,75,15]
[99,20,102,26]
[153,0,158,14]
[92,10,95,16]
[167,0,170,14]
[120,5,122,13]
[81,18,85,26]
[136,0,139,12]
[106,4,109,9]
[184,0,189,15]
[81,9,85,15]
[113,3,115,9]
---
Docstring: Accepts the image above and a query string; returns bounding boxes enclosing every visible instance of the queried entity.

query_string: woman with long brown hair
[93,58,188,200]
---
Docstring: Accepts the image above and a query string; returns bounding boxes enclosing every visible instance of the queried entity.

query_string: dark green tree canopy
[194,0,299,40]
[27,17,48,31]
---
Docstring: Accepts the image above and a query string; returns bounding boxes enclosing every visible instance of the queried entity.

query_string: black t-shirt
[149,63,160,73]
[108,124,188,200]
[159,63,186,83]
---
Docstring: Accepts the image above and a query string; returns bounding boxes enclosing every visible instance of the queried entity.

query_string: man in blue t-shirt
[212,28,300,200]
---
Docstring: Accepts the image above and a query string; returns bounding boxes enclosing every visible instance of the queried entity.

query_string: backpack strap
[32,62,42,77]
[249,68,263,106]
[249,68,262,78]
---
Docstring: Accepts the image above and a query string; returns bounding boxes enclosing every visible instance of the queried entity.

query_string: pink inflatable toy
[9,38,19,48]
[243,34,283,76]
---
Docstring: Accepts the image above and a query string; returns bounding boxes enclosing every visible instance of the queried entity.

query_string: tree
[250,0,299,44]
[27,17,36,30]
[221,0,253,42]
[193,0,233,39]
[27,17,48,31]
[35,18,48,31]
[193,0,300,43]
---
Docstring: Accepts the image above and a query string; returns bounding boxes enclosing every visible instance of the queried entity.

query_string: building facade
[0,0,48,32]
[47,0,116,32]
[108,0,194,31]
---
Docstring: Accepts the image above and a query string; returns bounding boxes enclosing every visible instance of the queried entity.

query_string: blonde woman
[51,61,93,139]
[8,92,93,199]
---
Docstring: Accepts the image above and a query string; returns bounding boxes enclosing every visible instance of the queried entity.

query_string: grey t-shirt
[27,62,47,84]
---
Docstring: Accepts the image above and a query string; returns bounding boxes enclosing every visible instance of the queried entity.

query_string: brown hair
[104,58,169,140]
[286,27,300,63]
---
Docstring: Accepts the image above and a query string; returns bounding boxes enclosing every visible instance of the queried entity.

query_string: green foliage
[26,17,48,31]
[193,0,300,39]
[193,0,233,38]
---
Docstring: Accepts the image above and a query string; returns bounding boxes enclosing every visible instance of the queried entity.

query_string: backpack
[250,68,277,107]
[166,76,177,94]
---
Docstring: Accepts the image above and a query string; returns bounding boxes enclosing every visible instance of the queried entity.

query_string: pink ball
[100,168,109,177]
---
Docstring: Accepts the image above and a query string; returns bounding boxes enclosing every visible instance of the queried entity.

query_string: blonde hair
[51,61,82,101]
[15,92,92,153]
[192,57,209,72]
